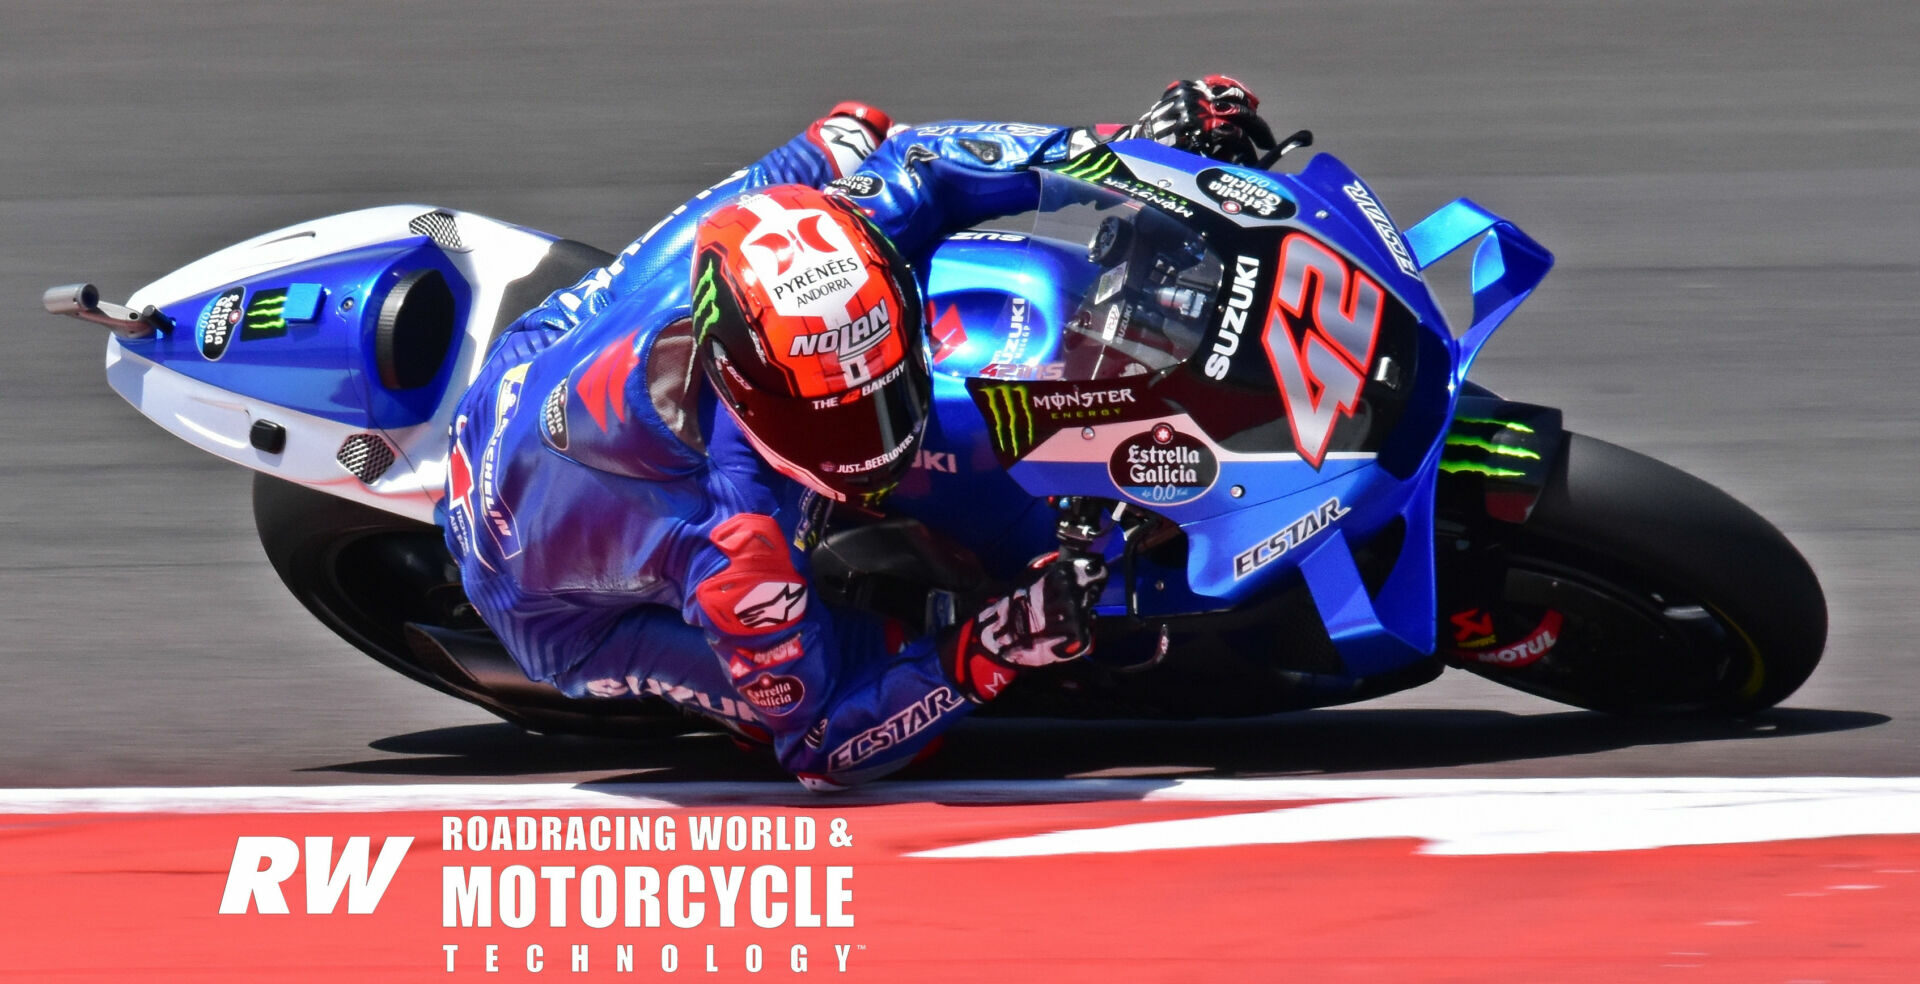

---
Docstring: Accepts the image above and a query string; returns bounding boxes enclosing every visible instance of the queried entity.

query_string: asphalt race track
[2,0,1913,788]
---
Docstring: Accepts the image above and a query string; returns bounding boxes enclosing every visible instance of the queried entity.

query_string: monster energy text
[1031,387,1138,414]
[979,384,1141,456]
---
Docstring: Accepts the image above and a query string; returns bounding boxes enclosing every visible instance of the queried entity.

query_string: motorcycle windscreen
[1032,173,1226,382]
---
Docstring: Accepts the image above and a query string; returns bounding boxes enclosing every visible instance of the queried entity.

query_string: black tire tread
[1516,433,1827,713]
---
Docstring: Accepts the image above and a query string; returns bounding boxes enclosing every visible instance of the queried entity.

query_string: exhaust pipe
[43,283,171,340]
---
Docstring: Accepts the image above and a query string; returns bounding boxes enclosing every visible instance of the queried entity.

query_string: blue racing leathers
[444,118,1088,788]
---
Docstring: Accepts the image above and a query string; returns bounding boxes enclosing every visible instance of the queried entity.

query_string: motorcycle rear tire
[1453,433,1827,715]
[251,473,700,738]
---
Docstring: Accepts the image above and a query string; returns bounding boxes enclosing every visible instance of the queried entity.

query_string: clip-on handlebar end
[43,282,170,340]
[1257,129,1314,170]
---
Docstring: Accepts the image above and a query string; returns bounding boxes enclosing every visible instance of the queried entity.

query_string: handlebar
[1051,495,1107,559]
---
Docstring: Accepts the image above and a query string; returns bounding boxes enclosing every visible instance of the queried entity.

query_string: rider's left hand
[1127,74,1276,166]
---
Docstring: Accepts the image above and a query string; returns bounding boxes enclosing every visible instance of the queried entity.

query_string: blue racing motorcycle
[44,135,1827,737]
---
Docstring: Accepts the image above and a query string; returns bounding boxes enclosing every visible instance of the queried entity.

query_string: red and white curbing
[3,777,1915,982]
[5,776,1919,857]
[910,777,1920,857]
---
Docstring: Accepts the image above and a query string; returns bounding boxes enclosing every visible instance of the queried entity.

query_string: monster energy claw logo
[1059,149,1120,183]
[979,383,1036,456]
[241,288,286,338]
[1439,416,1540,479]
[1444,435,1541,459]
[1439,460,1528,478]
[692,258,722,337]
[242,289,288,340]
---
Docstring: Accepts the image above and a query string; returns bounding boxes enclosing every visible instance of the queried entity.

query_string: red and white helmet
[690,185,930,502]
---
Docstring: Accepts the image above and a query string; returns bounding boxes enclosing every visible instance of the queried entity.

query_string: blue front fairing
[892,140,1553,680]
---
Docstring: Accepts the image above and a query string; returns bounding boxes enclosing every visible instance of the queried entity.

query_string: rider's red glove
[939,555,1108,702]
[826,101,894,142]
[809,101,895,178]
[1126,74,1277,166]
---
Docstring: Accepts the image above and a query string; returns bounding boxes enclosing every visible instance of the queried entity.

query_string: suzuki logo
[1203,255,1261,380]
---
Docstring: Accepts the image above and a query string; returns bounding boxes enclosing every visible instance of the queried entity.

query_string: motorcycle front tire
[1449,433,1827,715]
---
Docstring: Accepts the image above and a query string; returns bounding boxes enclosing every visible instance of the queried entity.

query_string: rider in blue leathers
[446,79,1274,788]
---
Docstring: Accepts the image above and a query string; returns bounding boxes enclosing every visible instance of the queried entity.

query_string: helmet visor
[711,339,931,499]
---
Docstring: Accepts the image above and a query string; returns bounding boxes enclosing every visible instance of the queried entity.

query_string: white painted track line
[5,776,1920,816]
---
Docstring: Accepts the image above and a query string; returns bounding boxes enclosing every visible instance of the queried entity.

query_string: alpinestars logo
[734,582,808,629]
[812,116,877,178]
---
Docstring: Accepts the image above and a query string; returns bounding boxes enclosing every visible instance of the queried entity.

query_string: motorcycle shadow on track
[307,706,1888,784]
